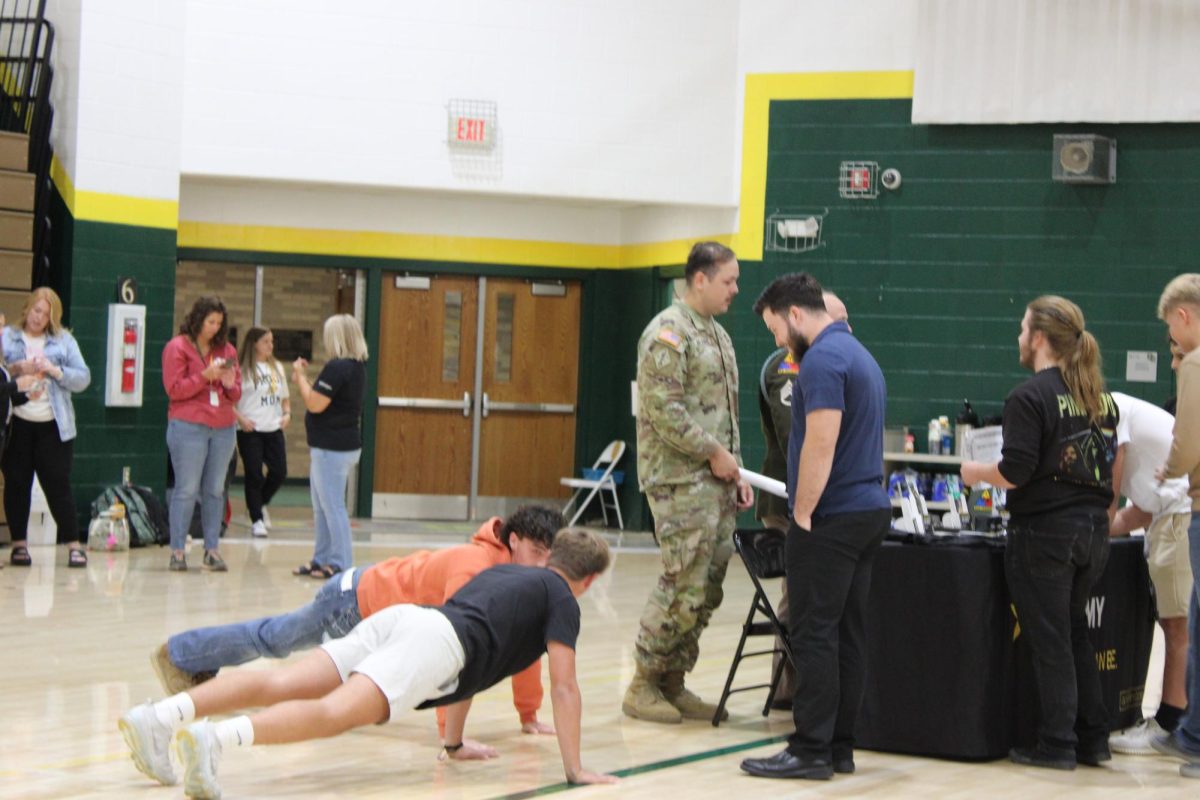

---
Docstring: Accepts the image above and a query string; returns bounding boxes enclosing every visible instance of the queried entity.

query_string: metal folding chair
[712,527,794,726]
[560,439,625,528]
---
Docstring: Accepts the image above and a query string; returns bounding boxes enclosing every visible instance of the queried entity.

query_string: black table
[855,536,1155,760]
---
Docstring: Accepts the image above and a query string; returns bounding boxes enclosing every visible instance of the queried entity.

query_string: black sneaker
[1009,746,1076,771]
[169,554,187,572]
[203,551,228,572]
[1077,744,1112,767]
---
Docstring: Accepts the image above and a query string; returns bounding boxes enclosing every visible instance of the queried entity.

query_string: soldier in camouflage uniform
[623,241,753,724]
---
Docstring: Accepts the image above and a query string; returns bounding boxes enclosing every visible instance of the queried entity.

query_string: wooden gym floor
[0,512,1194,799]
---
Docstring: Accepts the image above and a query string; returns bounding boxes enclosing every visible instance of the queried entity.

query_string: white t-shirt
[236,360,290,433]
[1112,391,1191,519]
[14,332,54,422]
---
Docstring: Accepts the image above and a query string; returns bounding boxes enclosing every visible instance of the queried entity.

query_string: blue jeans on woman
[168,567,364,673]
[167,419,237,551]
[309,446,360,571]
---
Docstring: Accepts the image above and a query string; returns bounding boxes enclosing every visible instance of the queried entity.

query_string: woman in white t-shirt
[234,328,290,537]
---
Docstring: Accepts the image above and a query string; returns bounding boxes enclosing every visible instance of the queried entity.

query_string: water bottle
[939,416,952,455]
[927,419,941,455]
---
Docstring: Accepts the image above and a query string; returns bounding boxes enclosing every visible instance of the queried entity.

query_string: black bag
[90,484,169,547]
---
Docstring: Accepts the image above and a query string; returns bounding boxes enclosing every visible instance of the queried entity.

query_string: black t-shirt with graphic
[997,367,1119,518]
[419,564,580,709]
[304,358,366,451]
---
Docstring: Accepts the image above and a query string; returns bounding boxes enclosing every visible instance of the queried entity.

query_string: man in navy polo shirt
[741,272,890,781]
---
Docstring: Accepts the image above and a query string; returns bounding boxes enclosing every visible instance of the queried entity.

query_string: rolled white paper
[738,468,788,499]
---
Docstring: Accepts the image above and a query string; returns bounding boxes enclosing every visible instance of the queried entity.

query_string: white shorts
[320,605,466,722]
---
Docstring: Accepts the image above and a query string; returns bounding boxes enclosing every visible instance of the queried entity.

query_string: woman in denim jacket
[1,288,91,568]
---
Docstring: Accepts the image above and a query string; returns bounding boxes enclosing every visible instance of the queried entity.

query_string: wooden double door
[372,274,581,519]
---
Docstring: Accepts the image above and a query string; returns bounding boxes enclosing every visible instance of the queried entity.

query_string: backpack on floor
[90,484,169,547]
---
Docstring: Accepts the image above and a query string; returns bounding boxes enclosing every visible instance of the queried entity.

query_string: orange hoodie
[355,517,543,730]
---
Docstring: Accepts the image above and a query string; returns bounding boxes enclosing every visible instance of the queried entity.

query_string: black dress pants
[785,508,891,760]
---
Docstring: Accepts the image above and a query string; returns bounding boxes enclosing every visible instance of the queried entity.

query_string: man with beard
[741,273,890,780]
[755,291,849,707]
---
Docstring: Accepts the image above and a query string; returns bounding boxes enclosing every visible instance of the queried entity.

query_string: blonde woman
[234,327,290,537]
[1,288,91,568]
[291,314,367,579]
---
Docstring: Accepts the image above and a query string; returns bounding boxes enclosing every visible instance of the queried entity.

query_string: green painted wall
[726,98,1191,483]
[52,190,177,538]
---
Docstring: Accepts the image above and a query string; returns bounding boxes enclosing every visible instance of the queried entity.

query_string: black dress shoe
[1009,747,1076,771]
[740,749,834,780]
[833,756,855,774]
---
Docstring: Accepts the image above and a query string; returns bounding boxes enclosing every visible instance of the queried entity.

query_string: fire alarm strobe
[839,161,880,199]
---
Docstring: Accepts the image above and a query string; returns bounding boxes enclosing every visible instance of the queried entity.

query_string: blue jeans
[167,419,237,552]
[168,567,365,673]
[310,446,360,571]
[1172,513,1200,753]
[1005,512,1110,756]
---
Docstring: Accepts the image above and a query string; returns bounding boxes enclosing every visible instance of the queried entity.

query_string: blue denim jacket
[1,325,90,441]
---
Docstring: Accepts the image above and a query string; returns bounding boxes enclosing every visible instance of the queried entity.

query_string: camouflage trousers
[634,478,736,674]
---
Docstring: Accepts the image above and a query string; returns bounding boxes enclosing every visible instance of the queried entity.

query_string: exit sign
[447,99,497,151]
[452,116,490,144]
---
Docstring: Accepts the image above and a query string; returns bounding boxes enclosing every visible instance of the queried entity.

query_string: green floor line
[489,734,787,800]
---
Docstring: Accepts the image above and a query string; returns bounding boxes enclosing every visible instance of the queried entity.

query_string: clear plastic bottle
[928,419,942,455]
[939,415,952,455]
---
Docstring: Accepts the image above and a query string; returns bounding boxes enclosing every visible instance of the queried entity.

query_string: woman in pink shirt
[162,296,241,572]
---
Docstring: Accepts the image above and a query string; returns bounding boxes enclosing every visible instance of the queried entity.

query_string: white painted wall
[52,0,186,201]
[44,0,82,180]
[181,0,740,209]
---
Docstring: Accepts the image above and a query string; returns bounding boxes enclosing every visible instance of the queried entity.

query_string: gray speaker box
[1052,134,1116,184]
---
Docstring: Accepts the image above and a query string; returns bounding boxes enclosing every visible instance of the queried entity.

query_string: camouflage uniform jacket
[636,299,740,489]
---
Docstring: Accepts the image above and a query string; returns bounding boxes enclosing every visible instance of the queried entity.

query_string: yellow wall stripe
[55,70,914,264]
[51,155,179,231]
[733,70,914,261]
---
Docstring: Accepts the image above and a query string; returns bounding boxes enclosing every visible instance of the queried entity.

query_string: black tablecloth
[855,536,1155,760]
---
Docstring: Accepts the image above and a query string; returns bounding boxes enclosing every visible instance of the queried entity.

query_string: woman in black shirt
[291,314,367,578]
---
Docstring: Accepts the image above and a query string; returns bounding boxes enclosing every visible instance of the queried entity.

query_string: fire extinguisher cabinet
[105,304,147,407]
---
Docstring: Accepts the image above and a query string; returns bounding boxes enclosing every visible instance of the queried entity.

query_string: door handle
[481,393,574,416]
[378,393,473,418]
[482,391,490,419]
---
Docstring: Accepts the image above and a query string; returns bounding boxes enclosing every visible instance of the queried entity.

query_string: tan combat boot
[660,671,728,722]
[622,665,683,724]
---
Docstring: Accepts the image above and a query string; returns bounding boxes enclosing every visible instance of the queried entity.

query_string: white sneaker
[118,702,177,785]
[175,720,223,800]
[261,507,271,528]
[251,520,268,538]
[1110,717,1166,755]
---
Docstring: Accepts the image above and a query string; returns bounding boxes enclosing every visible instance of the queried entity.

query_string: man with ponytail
[962,295,1119,771]
[1150,273,1200,776]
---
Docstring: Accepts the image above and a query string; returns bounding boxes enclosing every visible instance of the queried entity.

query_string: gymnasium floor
[0,507,1194,798]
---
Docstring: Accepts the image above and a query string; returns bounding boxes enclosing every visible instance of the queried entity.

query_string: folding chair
[560,440,626,529]
[712,527,794,726]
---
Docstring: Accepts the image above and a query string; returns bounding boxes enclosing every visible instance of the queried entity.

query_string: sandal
[293,560,320,576]
[68,548,88,568]
[309,564,336,580]
[10,546,31,567]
